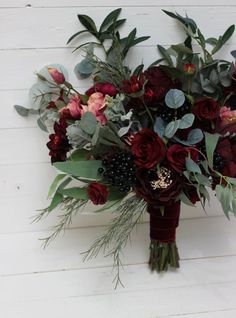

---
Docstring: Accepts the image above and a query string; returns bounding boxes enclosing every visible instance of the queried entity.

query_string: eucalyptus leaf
[179,113,195,129]
[80,112,97,135]
[165,89,185,109]
[204,132,220,168]
[165,120,180,138]
[74,58,95,78]
[185,157,202,174]
[60,187,89,200]
[37,117,48,132]
[47,174,66,198]
[154,117,166,138]
[14,105,30,117]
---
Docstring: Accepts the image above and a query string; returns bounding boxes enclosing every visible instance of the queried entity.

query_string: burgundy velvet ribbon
[147,201,181,243]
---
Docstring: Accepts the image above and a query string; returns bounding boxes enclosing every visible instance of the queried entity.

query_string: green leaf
[165,120,180,138]
[171,44,192,54]
[194,173,211,186]
[99,8,122,32]
[14,105,30,117]
[222,25,235,45]
[179,113,195,129]
[60,187,89,200]
[204,132,220,168]
[48,192,63,212]
[206,37,218,46]
[77,14,97,33]
[157,45,173,66]
[74,58,95,78]
[179,191,195,206]
[106,19,126,33]
[67,30,90,44]
[132,36,150,46]
[154,117,166,138]
[227,177,236,186]
[69,149,89,161]
[165,89,185,109]
[95,199,122,213]
[37,117,48,132]
[47,174,66,198]
[231,50,236,59]
[133,64,144,76]
[54,160,102,180]
[80,112,97,135]
[173,128,203,146]
[185,157,202,174]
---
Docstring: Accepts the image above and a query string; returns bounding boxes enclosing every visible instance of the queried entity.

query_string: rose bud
[87,182,109,205]
[48,67,65,84]
[183,63,196,75]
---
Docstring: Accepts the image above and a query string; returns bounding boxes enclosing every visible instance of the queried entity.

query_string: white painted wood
[1,0,236,8]
[1,7,236,49]
[0,216,235,276]
[1,2,236,316]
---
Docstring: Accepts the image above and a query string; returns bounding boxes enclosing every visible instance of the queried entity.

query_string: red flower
[131,128,166,169]
[121,74,145,95]
[167,144,199,173]
[216,137,236,178]
[47,118,71,163]
[183,63,196,75]
[86,82,118,97]
[135,167,182,206]
[48,67,65,84]
[87,182,109,205]
[193,98,219,120]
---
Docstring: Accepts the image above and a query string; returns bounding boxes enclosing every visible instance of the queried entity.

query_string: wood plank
[1,0,235,8]
[1,256,236,301]
[0,280,236,318]
[165,310,236,318]
[1,7,236,49]
[1,45,234,90]
[0,216,235,276]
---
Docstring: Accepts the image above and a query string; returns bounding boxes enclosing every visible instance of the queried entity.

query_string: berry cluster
[158,101,191,123]
[98,152,137,193]
[213,152,225,171]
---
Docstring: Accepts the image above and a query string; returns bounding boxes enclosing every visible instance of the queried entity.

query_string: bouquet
[15,9,236,286]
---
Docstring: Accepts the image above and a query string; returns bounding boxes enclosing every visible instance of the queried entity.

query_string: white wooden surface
[1,1,236,317]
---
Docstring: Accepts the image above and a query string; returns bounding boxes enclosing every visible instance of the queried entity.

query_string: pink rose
[220,106,236,124]
[48,67,65,84]
[81,92,107,124]
[60,94,82,119]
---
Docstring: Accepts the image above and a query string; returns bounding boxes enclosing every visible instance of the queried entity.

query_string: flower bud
[48,67,65,84]
[183,63,196,75]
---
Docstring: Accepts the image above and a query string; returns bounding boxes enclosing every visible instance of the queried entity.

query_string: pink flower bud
[48,67,65,84]
[183,63,196,75]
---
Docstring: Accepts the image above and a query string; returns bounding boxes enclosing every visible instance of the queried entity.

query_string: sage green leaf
[106,19,126,33]
[171,44,192,54]
[165,89,185,109]
[69,149,89,161]
[179,113,195,129]
[74,59,95,78]
[222,25,235,46]
[14,105,29,117]
[185,157,202,174]
[194,173,211,186]
[37,117,48,132]
[132,36,150,46]
[67,30,90,44]
[60,187,89,200]
[47,174,66,198]
[48,192,63,212]
[165,120,180,138]
[179,191,195,206]
[227,177,236,185]
[154,117,166,138]
[206,37,218,46]
[54,160,102,180]
[80,112,97,135]
[204,132,220,168]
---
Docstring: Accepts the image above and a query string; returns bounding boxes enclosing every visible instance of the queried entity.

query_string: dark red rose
[87,182,109,205]
[193,98,219,120]
[183,63,196,75]
[47,118,71,163]
[121,74,145,94]
[144,66,180,103]
[135,167,182,206]
[131,128,166,169]
[167,144,199,173]
[86,82,118,97]
[216,137,236,178]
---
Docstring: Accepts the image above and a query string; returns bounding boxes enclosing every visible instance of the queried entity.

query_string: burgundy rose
[86,82,118,97]
[47,118,71,163]
[135,167,182,206]
[87,182,109,205]
[216,137,236,178]
[167,144,199,173]
[193,98,219,120]
[131,128,166,169]
[121,74,145,95]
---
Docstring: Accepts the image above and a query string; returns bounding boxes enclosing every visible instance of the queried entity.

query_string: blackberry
[177,101,191,118]
[157,101,191,123]
[213,152,225,171]
[98,151,137,193]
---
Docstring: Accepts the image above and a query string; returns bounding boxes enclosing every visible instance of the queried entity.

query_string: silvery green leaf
[165,89,185,109]
[37,117,48,132]
[231,50,236,59]
[14,105,29,117]
[91,123,101,146]
[179,191,195,206]
[154,117,166,138]
[79,112,97,135]
[179,113,195,129]
[46,109,60,122]
[120,110,133,121]
[204,132,220,168]
[67,124,91,148]
[104,94,126,121]
[185,157,202,174]
[118,122,132,137]
[165,120,180,138]
[74,58,95,78]
[29,82,58,110]
[173,128,203,146]
[209,69,219,84]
